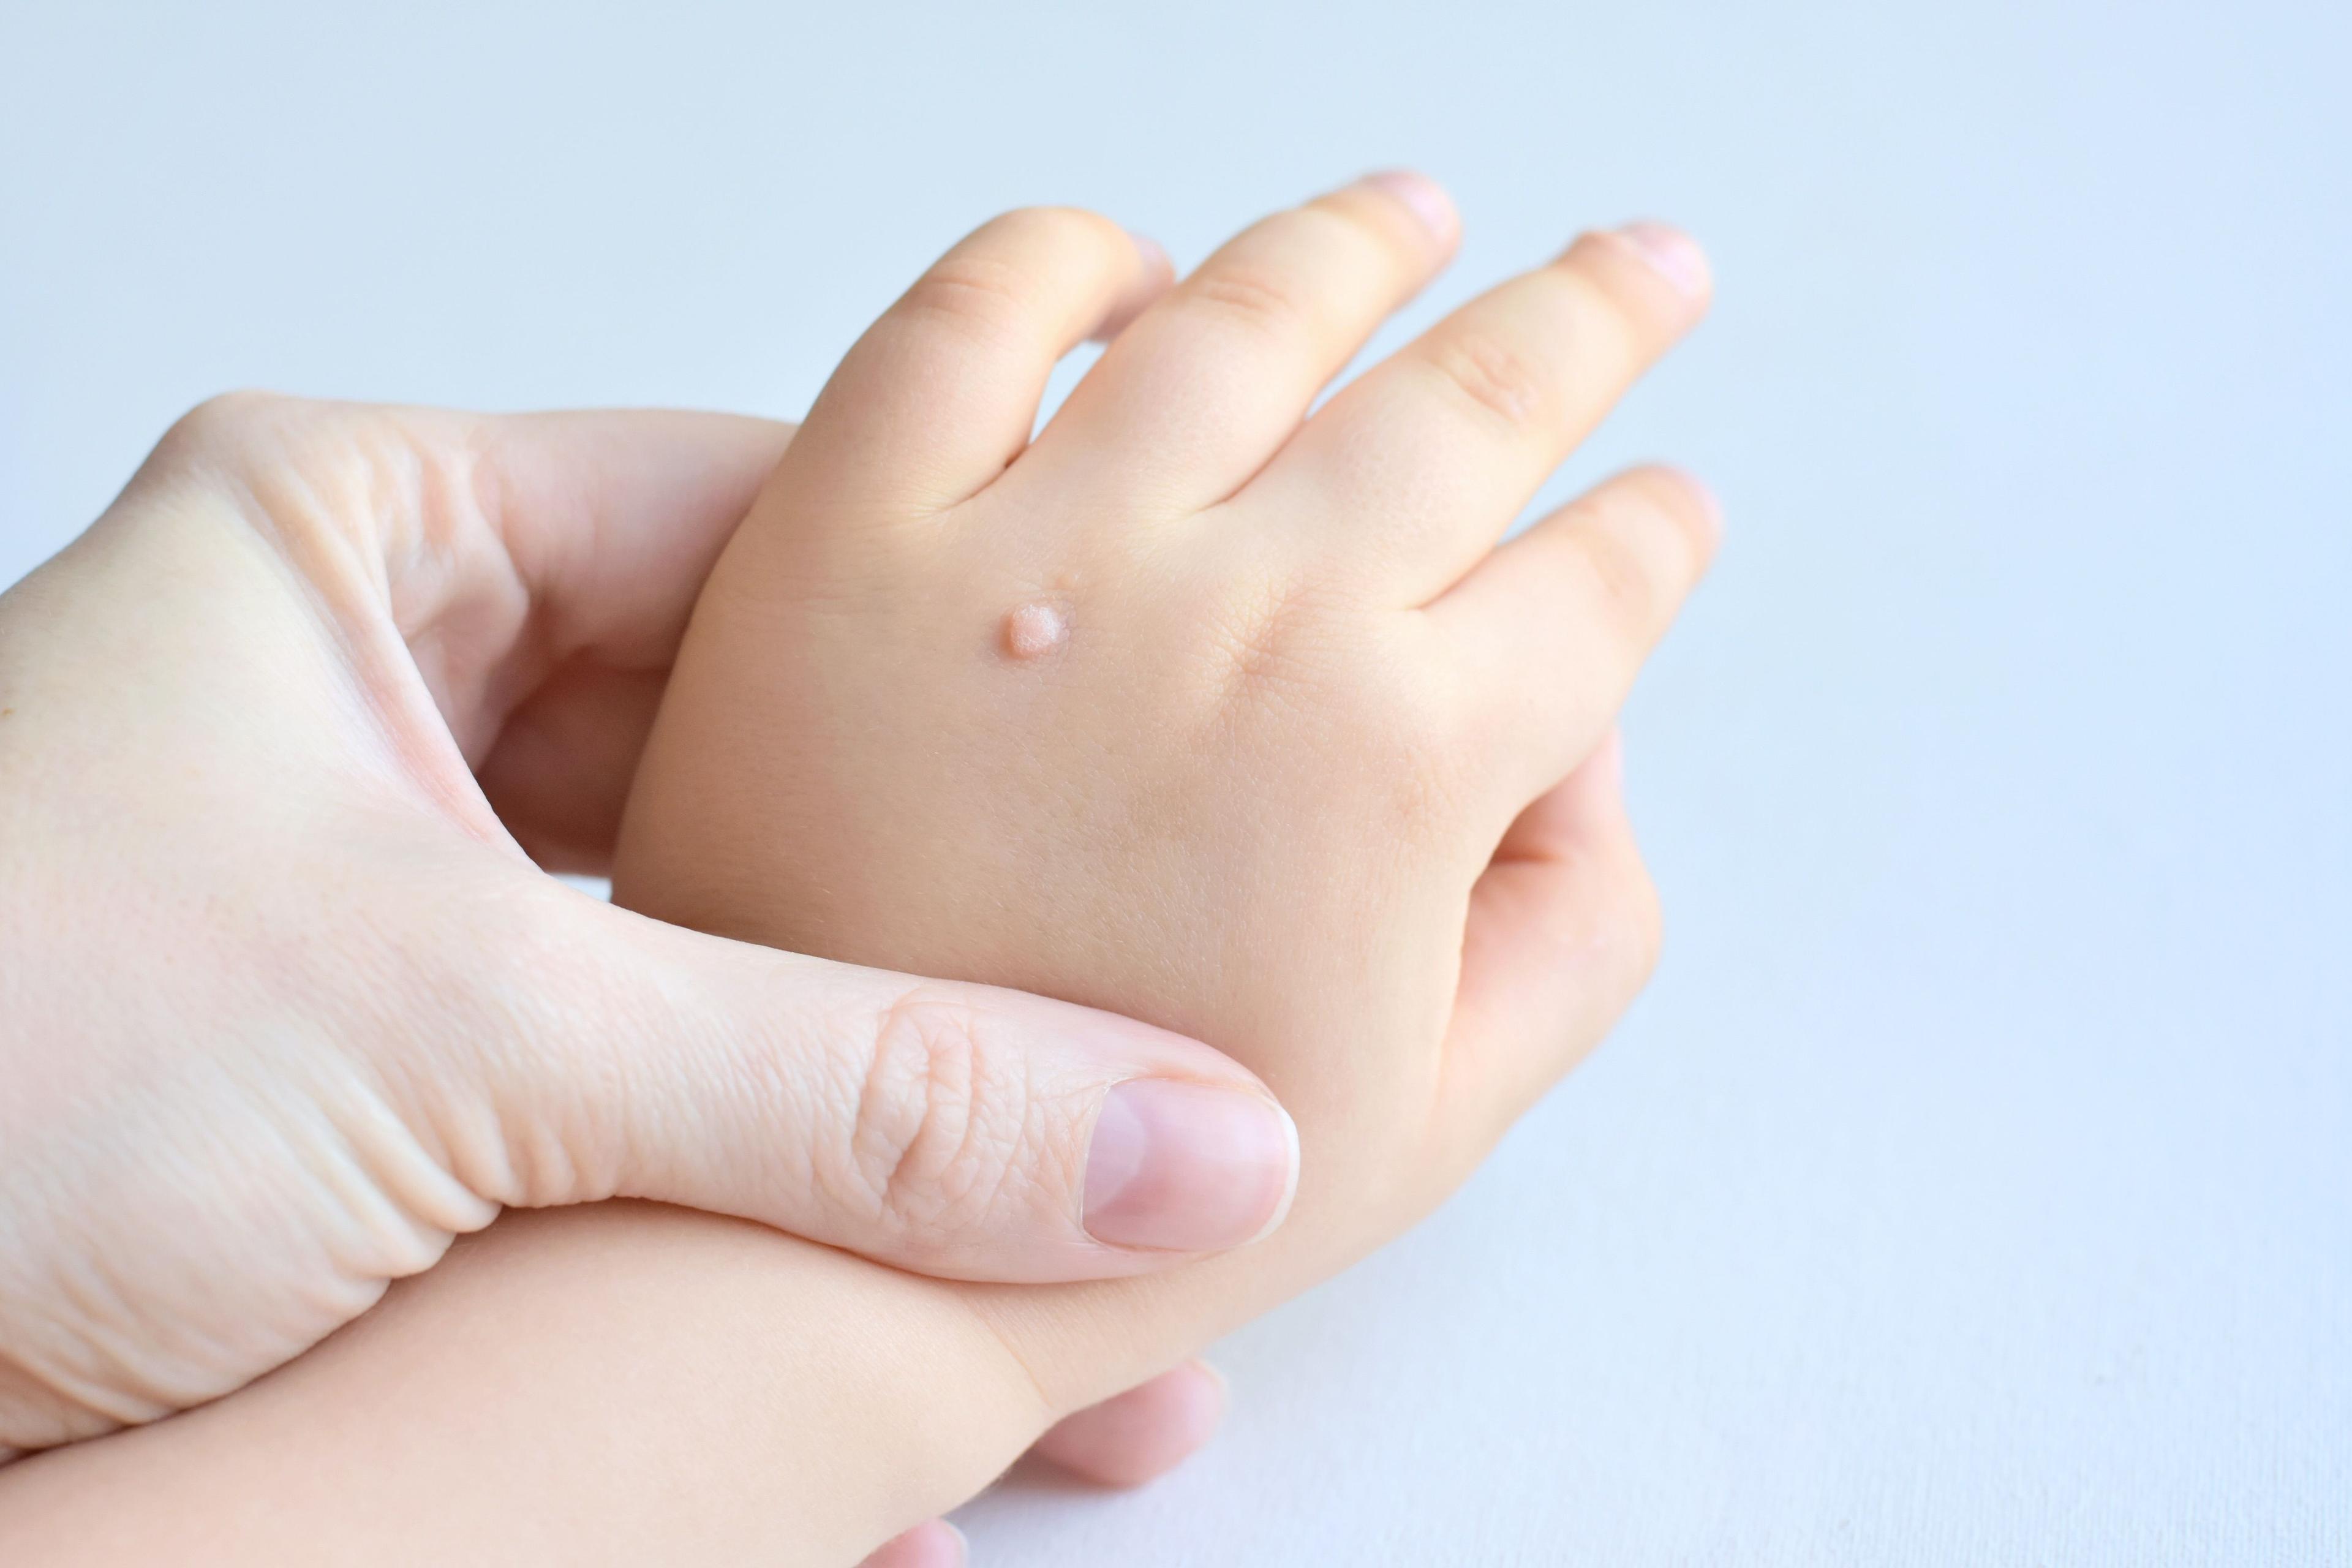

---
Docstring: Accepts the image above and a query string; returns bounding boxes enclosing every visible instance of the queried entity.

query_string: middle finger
[1022,172,1459,511]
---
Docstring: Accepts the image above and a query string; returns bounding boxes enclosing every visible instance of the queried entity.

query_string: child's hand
[617,172,1715,1398]
[0,176,1718,1567]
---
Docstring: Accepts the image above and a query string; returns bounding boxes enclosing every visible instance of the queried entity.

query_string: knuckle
[141,390,300,483]
[1415,328,1553,436]
[1181,258,1314,342]
[848,987,1044,1242]
[984,203,1118,257]
[168,388,289,443]
[125,393,397,572]
[899,207,1118,349]
[898,252,1039,347]
[1573,842,1665,1006]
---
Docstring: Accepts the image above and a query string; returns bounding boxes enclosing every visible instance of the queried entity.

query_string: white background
[3,2,2345,1561]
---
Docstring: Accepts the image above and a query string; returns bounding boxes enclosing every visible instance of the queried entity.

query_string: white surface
[3,2,2345,1562]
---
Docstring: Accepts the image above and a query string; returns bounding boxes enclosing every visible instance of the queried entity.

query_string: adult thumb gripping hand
[0,396,1295,1458]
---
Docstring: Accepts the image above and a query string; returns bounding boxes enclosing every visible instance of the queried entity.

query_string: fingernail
[1093,233,1174,343]
[858,1518,966,1568]
[1189,1359,1231,1414]
[1128,230,1172,281]
[1596,728,1625,791]
[1084,1080,1299,1252]
[1665,464,1725,542]
[1614,220,1711,298]
[1357,169,1458,244]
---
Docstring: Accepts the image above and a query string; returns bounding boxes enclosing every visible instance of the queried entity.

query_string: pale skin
[0,173,1715,1564]
[0,404,1272,1476]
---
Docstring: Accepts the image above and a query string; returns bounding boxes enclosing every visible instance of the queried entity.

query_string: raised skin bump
[1001,602,1068,662]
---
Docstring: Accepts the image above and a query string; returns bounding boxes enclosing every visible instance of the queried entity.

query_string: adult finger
[126,394,799,867]
[434,407,797,867]
[396,872,1302,1284]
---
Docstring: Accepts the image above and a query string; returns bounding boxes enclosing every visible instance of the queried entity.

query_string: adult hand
[0,394,1297,1458]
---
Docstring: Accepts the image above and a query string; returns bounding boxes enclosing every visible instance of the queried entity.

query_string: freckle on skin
[1002,601,1068,662]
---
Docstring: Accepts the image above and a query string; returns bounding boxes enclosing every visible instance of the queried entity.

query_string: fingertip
[1186,1357,1232,1417]
[1620,462,1725,571]
[1088,230,1178,343]
[1652,463,1724,547]
[859,1519,968,1568]
[1496,726,1628,862]
[805,203,1178,507]
[1156,1357,1232,1452]
[1610,219,1712,302]
[1355,168,1461,249]
[1129,230,1174,285]
[1588,725,1626,797]
[1031,1359,1231,1487]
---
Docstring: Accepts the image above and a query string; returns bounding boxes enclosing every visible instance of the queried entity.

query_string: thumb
[407,877,1299,1283]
